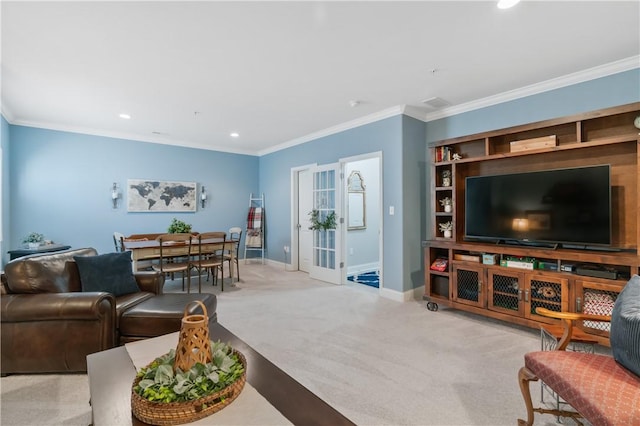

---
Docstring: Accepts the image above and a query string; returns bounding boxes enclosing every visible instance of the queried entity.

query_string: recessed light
[230,132,240,138]
[497,0,520,9]
[119,113,131,119]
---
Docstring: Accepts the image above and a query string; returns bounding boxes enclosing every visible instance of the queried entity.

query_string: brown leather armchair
[1,248,165,375]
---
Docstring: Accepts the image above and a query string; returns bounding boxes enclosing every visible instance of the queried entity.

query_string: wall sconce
[111,182,121,209]
[201,186,207,208]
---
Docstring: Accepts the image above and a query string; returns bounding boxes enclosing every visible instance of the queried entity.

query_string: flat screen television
[464,165,611,247]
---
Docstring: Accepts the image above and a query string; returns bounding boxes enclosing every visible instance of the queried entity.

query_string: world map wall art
[127,179,197,212]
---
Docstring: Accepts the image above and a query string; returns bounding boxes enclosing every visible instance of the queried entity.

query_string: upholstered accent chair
[517,275,640,425]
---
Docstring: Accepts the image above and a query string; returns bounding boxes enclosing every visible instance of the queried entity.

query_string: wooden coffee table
[87,322,354,426]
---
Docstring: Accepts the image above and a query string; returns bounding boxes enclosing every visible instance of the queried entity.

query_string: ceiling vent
[421,97,450,109]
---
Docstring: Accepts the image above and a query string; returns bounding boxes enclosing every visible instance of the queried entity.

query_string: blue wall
[402,115,427,290]
[6,126,258,263]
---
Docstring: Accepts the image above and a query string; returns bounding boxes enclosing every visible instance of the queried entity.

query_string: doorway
[290,152,382,288]
[341,153,382,289]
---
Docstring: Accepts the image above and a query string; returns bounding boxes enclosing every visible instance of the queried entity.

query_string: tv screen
[464,165,611,247]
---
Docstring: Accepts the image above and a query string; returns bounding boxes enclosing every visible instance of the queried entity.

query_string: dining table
[122,237,238,281]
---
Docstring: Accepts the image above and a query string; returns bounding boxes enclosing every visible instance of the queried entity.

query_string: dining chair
[119,234,157,271]
[225,227,242,282]
[113,232,126,252]
[152,233,194,293]
[193,232,226,292]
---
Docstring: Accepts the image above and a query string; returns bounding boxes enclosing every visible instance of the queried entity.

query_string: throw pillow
[610,274,640,376]
[74,251,140,297]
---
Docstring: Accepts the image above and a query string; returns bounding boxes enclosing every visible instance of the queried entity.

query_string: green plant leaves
[308,209,337,230]
[154,364,174,384]
[168,218,192,233]
[133,340,244,403]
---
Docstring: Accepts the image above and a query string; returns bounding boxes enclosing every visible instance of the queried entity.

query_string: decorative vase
[442,177,451,187]
[28,242,40,249]
[444,230,452,238]
[444,204,452,213]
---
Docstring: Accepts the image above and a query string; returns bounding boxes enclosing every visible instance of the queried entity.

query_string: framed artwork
[127,179,197,212]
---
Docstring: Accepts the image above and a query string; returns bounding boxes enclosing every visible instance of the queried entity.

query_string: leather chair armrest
[1,292,115,322]
[134,271,165,295]
[535,307,611,350]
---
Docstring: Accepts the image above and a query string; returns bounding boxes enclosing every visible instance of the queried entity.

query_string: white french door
[309,163,342,284]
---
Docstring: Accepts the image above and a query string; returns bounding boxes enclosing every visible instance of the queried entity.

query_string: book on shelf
[430,258,448,272]
[435,146,453,162]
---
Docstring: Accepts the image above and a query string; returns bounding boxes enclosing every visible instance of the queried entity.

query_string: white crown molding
[6,118,258,156]
[423,56,640,122]
[401,105,428,121]
[257,105,405,156]
[1,104,15,124]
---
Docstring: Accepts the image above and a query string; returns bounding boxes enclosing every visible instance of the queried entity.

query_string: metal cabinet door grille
[529,278,564,316]
[578,288,617,333]
[491,274,521,312]
[456,269,480,303]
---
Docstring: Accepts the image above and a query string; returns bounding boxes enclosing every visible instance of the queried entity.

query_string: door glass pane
[328,251,335,269]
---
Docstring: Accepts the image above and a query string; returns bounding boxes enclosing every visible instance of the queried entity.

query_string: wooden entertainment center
[423,102,640,346]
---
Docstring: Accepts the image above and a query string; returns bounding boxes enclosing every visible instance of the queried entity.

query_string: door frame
[290,163,317,271]
[339,151,383,288]
[289,152,383,288]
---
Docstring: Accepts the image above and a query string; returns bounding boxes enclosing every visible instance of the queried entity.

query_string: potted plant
[441,170,452,187]
[167,218,192,234]
[132,340,246,424]
[22,232,45,249]
[438,221,453,238]
[439,197,452,213]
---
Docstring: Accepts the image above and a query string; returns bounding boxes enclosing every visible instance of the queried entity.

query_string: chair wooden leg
[518,366,538,426]
[518,365,586,426]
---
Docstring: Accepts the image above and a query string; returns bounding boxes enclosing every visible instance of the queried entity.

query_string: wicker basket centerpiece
[131,301,246,425]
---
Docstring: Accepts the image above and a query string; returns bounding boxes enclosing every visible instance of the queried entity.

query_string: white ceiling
[2,1,639,156]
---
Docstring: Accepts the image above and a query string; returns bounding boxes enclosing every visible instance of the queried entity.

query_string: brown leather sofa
[1,248,217,375]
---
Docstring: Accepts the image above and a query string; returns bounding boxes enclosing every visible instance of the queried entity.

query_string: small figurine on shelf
[439,197,452,213]
[441,169,451,187]
[439,221,453,238]
[452,153,462,161]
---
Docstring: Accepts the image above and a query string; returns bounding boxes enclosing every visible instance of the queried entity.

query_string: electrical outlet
[284,245,290,253]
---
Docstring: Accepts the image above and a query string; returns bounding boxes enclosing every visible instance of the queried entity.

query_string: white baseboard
[347,262,380,276]
[379,285,425,303]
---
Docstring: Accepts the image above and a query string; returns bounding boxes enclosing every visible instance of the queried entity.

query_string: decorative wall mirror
[347,170,366,230]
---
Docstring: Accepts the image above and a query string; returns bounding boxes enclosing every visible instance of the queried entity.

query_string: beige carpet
[1,262,595,425]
